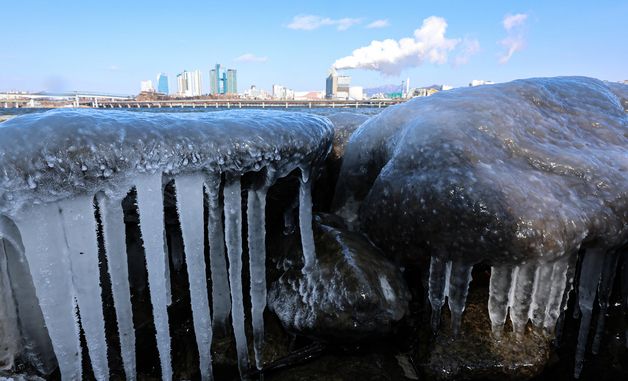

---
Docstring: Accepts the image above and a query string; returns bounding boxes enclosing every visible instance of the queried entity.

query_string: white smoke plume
[499,13,528,64]
[332,16,462,75]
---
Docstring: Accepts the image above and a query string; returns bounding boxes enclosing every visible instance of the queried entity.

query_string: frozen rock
[268,215,410,340]
[334,77,627,266]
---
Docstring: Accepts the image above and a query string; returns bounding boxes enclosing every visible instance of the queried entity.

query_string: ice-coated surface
[334,77,627,265]
[0,109,334,217]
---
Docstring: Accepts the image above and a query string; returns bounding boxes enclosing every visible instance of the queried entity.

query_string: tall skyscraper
[177,71,188,96]
[210,64,221,95]
[157,73,169,94]
[226,69,237,94]
[209,64,237,95]
[176,70,203,97]
[188,70,202,96]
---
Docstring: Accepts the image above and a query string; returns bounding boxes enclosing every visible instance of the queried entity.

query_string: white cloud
[499,13,528,64]
[107,65,120,71]
[235,53,268,63]
[366,19,389,29]
[454,38,480,66]
[287,14,362,31]
[503,13,528,31]
[333,16,462,75]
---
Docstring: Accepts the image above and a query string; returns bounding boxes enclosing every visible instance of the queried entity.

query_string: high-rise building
[177,72,188,96]
[326,69,351,99]
[176,70,203,97]
[157,73,169,94]
[140,80,154,93]
[210,64,221,95]
[210,64,237,95]
[188,70,202,96]
[226,69,237,94]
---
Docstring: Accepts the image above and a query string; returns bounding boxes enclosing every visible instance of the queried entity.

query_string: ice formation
[0,109,333,380]
[333,77,627,376]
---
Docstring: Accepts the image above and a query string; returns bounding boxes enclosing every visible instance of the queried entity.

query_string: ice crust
[0,109,333,217]
[0,109,333,380]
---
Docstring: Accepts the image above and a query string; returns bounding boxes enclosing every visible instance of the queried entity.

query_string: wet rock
[313,112,371,211]
[423,285,550,380]
[326,112,370,161]
[333,77,628,266]
[268,215,410,340]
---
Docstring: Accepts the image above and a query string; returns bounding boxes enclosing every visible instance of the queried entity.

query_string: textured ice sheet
[0,109,334,217]
[334,77,627,265]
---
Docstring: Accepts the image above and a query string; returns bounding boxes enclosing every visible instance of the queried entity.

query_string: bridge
[93,99,405,109]
[1,94,405,109]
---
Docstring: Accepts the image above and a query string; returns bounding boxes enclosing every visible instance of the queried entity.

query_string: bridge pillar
[285,102,288,109]
[227,102,230,109]
[262,102,265,109]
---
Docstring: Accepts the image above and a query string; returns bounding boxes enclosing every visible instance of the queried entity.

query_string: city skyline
[0,0,626,94]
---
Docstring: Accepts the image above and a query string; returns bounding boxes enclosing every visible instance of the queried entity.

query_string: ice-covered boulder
[0,109,334,380]
[332,77,627,377]
[269,215,410,340]
[334,77,627,265]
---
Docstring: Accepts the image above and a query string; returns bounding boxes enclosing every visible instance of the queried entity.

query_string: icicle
[488,265,513,335]
[554,252,578,343]
[135,174,172,381]
[298,171,316,273]
[447,261,473,336]
[224,176,250,377]
[205,173,231,328]
[175,174,214,381]
[574,248,604,379]
[59,196,109,381]
[509,263,535,334]
[15,204,82,380]
[542,255,570,335]
[529,262,553,329]
[623,254,628,349]
[591,250,619,355]
[97,194,136,381]
[0,216,56,375]
[0,238,20,370]
[247,184,269,370]
[428,255,449,332]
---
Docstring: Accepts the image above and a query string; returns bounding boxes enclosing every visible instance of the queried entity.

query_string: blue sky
[0,0,626,94]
